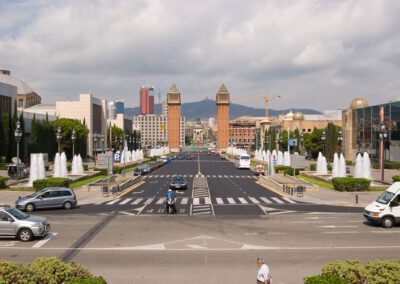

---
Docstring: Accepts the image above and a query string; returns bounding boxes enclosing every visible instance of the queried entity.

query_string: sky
[1,0,400,111]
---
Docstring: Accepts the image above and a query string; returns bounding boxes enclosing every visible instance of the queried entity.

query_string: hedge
[0,176,8,189]
[320,259,400,284]
[0,257,107,284]
[274,165,303,176]
[310,163,332,171]
[0,163,7,170]
[304,274,346,284]
[373,161,400,170]
[392,175,400,182]
[112,166,123,174]
[92,168,108,176]
[33,177,70,191]
[67,164,89,172]
[331,177,370,192]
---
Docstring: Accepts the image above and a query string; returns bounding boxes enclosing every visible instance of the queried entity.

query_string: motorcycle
[166,198,177,214]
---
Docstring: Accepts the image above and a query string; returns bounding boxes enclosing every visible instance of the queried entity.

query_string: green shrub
[309,163,332,171]
[304,274,346,284]
[0,163,7,170]
[331,177,370,192]
[274,165,302,176]
[346,160,353,166]
[373,161,400,170]
[0,259,34,284]
[65,276,107,284]
[93,168,108,176]
[0,156,6,163]
[392,175,400,182]
[112,166,123,174]
[33,178,70,191]
[321,259,400,284]
[0,176,8,189]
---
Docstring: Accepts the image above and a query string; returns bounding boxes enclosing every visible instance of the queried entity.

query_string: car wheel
[63,201,72,210]
[25,203,35,212]
[382,216,394,228]
[18,228,33,242]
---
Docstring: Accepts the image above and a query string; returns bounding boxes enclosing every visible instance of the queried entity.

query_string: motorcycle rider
[165,189,177,214]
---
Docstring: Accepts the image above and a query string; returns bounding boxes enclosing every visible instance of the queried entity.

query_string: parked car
[133,168,142,175]
[0,205,50,241]
[141,165,152,174]
[15,187,77,212]
[169,176,188,190]
[364,182,400,228]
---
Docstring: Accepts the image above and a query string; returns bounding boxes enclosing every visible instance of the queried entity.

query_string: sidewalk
[258,175,381,207]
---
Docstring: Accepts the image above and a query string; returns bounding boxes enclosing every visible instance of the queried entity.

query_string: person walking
[256,257,272,284]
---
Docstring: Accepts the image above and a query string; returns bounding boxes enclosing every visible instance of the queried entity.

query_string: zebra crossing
[172,160,230,163]
[102,196,296,206]
[143,174,255,179]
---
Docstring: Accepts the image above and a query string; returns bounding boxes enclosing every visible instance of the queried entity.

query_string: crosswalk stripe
[166,175,170,178]
[227,198,236,204]
[260,197,272,204]
[216,198,224,204]
[213,175,216,178]
[160,175,164,178]
[156,198,164,204]
[271,197,285,204]
[183,175,187,177]
[144,198,154,205]
[148,175,154,178]
[181,197,188,205]
[238,197,248,204]
[119,198,132,205]
[193,198,200,205]
[235,175,240,178]
[283,197,296,204]
[241,175,246,178]
[224,175,228,178]
[218,175,222,178]
[189,175,193,178]
[229,175,234,178]
[106,199,120,205]
[248,197,260,204]
[132,198,143,205]
[204,197,211,204]
[206,175,210,178]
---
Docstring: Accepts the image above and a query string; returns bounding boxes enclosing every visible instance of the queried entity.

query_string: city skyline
[1,0,400,111]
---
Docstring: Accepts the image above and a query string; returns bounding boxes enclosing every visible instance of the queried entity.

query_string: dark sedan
[169,176,188,190]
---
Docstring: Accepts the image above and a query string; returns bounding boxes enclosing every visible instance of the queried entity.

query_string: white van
[236,154,251,169]
[364,182,400,228]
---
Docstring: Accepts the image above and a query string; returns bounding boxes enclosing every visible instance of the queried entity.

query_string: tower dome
[350,98,368,109]
[293,112,304,120]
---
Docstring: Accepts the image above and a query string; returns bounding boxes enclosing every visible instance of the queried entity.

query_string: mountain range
[125,99,321,121]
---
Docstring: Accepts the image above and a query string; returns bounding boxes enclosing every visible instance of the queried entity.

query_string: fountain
[339,153,347,177]
[71,155,84,175]
[363,152,372,180]
[28,154,46,186]
[54,153,61,177]
[316,152,328,175]
[60,152,68,178]
[277,151,283,165]
[54,152,68,178]
[332,153,339,177]
[283,151,291,166]
[267,153,275,176]
[354,153,363,178]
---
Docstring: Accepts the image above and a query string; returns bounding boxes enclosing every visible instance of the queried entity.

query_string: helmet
[168,189,172,192]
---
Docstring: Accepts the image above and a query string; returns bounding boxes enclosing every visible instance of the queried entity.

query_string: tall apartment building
[107,101,116,119]
[115,100,125,114]
[132,114,185,149]
[140,86,155,115]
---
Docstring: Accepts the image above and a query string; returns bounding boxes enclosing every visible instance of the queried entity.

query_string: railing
[282,184,305,197]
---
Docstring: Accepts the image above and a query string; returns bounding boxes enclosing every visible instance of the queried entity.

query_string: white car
[364,182,400,228]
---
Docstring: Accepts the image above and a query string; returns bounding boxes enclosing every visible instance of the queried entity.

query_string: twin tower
[166,84,230,152]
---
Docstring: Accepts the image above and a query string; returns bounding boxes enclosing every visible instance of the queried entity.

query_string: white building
[107,113,132,134]
[107,101,116,120]
[132,114,185,148]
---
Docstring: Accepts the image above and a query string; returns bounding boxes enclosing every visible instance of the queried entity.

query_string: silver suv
[16,187,77,212]
[0,205,50,241]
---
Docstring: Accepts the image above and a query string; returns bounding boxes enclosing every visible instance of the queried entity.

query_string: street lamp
[56,127,62,154]
[378,124,388,181]
[14,121,22,180]
[93,134,98,166]
[300,132,304,155]
[337,130,343,154]
[71,129,76,158]
[102,136,105,153]
[321,130,326,155]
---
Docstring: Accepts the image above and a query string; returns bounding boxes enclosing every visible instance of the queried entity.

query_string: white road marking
[238,197,248,204]
[132,198,143,205]
[0,241,17,247]
[283,197,296,204]
[148,175,154,178]
[317,225,358,228]
[322,231,359,234]
[189,175,194,178]
[186,245,207,249]
[271,197,285,204]
[216,198,224,204]
[32,232,58,248]
[204,197,211,204]
[260,197,272,204]
[212,175,216,178]
[144,198,154,205]
[224,175,228,178]
[248,197,260,204]
[106,199,120,205]
[371,230,400,234]
[235,175,240,178]
[227,198,236,204]
[181,197,188,205]
[119,198,132,205]
[156,198,164,204]
[166,175,170,178]
[193,198,200,205]
[218,175,222,178]
[160,175,164,178]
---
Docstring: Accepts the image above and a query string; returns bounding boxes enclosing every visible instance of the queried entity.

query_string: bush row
[0,176,8,189]
[392,175,400,182]
[92,168,108,176]
[274,165,303,176]
[373,161,400,170]
[309,163,333,171]
[0,257,106,284]
[66,164,89,172]
[112,166,123,174]
[32,177,70,191]
[305,259,400,284]
[331,177,370,192]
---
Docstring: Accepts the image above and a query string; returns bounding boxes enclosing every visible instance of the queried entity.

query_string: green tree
[324,122,338,161]
[53,118,89,160]
[305,127,324,159]
[111,125,124,151]
[280,130,288,151]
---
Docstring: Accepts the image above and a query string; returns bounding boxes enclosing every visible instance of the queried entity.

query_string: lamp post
[102,136,105,153]
[56,127,62,154]
[378,124,388,181]
[93,134,98,166]
[300,132,304,155]
[14,121,22,180]
[71,129,76,158]
[338,130,343,154]
[321,130,326,155]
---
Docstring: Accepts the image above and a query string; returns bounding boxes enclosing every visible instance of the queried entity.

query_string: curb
[113,181,145,199]
[256,179,286,198]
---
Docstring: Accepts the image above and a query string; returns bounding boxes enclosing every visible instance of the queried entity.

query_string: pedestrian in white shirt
[256,257,272,284]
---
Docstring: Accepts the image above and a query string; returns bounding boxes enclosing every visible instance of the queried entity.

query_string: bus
[236,154,251,169]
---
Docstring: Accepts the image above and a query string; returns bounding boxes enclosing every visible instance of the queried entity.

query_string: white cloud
[0,0,400,110]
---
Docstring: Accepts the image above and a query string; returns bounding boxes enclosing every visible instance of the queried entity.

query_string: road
[1,152,394,284]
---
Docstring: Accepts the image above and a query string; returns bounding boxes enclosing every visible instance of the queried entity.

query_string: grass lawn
[295,175,335,190]
[1,187,35,192]
[70,175,107,189]
[122,165,138,173]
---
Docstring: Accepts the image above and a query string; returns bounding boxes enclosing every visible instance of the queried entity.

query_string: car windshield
[6,207,29,220]
[27,188,46,198]
[376,191,395,205]
[240,156,249,160]
[172,177,183,182]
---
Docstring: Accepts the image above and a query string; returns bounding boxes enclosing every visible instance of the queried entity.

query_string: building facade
[115,100,125,114]
[167,84,182,152]
[0,82,16,121]
[107,113,132,134]
[140,86,155,115]
[107,101,116,120]
[229,116,262,149]
[216,84,230,151]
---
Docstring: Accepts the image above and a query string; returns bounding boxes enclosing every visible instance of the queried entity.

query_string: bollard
[355,194,358,204]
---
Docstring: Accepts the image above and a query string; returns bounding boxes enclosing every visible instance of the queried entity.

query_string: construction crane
[234,93,281,117]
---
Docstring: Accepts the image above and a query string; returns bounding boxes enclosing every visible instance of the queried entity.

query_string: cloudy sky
[1,0,400,111]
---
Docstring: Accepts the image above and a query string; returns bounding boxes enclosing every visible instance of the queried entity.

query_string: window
[0,212,10,221]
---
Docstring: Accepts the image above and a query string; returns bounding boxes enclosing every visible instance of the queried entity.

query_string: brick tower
[167,84,181,153]
[216,84,230,152]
